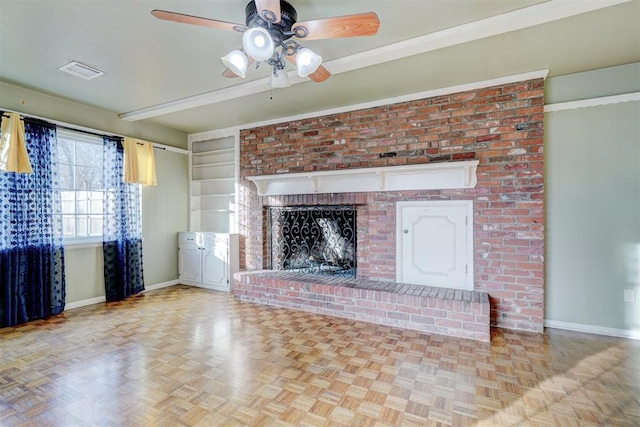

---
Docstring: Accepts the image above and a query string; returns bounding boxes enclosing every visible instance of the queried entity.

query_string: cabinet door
[179,245,202,283]
[397,201,473,290]
[202,235,229,289]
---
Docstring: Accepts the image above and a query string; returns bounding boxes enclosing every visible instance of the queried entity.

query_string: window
[56,129,105,242]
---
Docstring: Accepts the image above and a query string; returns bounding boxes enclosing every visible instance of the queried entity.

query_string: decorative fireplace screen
[269,206,356,277]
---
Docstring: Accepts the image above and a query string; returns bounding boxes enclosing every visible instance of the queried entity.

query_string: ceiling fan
[151,0,380,87]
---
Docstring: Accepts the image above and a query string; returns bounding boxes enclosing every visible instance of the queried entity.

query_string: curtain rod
[1,108,189,155]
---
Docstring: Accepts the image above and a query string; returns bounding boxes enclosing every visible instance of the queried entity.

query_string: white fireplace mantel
[247,160,479,196]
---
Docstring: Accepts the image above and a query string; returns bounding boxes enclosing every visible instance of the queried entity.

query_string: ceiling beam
[119,0,631,122]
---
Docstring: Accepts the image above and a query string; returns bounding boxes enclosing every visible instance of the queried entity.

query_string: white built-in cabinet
[178,232,239,291]
[182,135,239,291]
[190,136,236,233]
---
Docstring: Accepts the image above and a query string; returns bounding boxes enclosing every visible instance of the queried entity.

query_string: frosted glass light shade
[221,50,248,78]
[296,48,322,78]
[270,69,291,88]
[242,27,275,61]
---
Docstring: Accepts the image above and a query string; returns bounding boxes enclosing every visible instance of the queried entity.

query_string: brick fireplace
[236,78,544,333]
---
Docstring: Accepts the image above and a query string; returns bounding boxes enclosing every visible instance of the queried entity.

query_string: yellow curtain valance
[123,137,157,185]
[0,112,33,173]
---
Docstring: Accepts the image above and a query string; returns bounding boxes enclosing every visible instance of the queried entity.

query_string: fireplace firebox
[268,206,356,277]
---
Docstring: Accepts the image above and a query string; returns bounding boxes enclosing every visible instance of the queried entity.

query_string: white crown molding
[123,0,630,123]
[189,69,548,142]
[247,160,479,196]
[545,319,640,341]
[325,0,630,76]
[544,92,640,112]
[190,128,239,144]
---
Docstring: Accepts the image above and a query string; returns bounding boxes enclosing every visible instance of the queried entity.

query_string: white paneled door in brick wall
[396,200,474,291]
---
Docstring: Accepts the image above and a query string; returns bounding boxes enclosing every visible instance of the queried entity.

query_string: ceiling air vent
[58,61,105,80]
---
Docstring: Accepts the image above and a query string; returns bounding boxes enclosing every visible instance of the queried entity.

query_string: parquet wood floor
[1,285,638,426]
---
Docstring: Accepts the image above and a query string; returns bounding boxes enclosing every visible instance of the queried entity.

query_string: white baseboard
[65,296,106,310]
[179,279,230,292]
[544,320,640,340]
[144,279,180,292]
[65,280,180,310]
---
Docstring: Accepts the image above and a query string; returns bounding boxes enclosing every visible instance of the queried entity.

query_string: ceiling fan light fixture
[153,2,380,85]
[242,27,275,61]
[221,50,248,78]
[296,48,322,78]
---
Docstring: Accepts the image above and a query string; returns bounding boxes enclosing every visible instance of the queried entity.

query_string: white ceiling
[1,0,639,135]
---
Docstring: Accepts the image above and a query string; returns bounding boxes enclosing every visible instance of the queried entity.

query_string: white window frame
[56,128,105,246]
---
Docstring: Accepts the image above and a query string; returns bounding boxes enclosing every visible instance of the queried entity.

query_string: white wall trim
[144,279,181,292]
[189,70,549,142]
[325,1,627,77]
[64,280,180,310]
[1,107,188,154]
[65,296,106,310]
[545,319,640,341]
[63,240,102,250]
[544,92,640,112]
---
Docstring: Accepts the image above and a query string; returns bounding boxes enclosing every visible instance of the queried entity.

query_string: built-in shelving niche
[190,136,237,233]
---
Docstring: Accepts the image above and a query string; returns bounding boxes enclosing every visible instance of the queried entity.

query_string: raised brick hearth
[234,270,491,342]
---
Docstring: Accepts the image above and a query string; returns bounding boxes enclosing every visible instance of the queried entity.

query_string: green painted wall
[63,149,188,304]
[0,80,187,149]
[545,63,640,332]
[1,81,189,304]
[142,149,189,286]
[545,62,640,104]
[6,63,640,332]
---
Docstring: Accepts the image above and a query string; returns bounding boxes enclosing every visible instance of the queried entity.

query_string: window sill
[64,240,103,250]
[63,237,146,250]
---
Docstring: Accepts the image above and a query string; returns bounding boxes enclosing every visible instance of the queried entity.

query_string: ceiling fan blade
[285,54,331,83]
[222,68,238,78]
[221,57,256,78]
[255,0,281,23]
[151,9,247,32]
[221,68,239,78]
[307,65,331,83]
[292,12,380,40]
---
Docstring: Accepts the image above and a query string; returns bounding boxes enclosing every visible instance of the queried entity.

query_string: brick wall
[238,78,544,332]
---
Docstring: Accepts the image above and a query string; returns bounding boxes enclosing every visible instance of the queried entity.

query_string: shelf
[191,137,237,234]
[192,138,234,155]
[192,161,235,169]
[248,160,479,196]
[192,148,235,156]
[198,194,235,198]
[191,179,235,197]
[192,177,235,183]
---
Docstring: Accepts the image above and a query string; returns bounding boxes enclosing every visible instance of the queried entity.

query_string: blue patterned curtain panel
[0,119,66,327]
[102,136,145,301]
